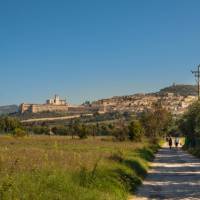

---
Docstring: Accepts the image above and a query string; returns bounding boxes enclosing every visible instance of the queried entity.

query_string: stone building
[20,95,69,113]
[19,95,96,114]
[46,95,67,105]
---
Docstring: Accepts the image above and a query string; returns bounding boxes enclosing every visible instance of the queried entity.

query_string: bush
[112,120,129,141]
[77,125,88,139]
[113,128,128,142]
[32,126,49,135]
[12,128,27,137]
[51,126,68,136]
[128,120,144,141]
[0,117,22,133]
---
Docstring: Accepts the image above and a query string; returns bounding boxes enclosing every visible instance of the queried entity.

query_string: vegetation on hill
[0,105,173,140]
[158,84,197,96]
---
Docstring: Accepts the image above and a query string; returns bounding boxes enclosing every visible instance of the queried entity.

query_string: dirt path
[133,144,200,200]
[21,114,93,123]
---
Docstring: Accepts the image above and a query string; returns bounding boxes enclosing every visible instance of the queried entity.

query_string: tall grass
[0,136,160,200]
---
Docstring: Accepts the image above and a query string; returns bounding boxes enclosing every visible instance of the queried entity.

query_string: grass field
[0,135,160,200]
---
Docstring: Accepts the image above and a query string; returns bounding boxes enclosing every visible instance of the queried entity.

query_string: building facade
[20,95,69,113]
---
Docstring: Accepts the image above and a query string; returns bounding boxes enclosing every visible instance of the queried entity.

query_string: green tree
[140,105,172,138]
[77,124,88,139]
[0,117,22,133]
[51,126,68,136]
[128,120,144,141]
[179,101,200,147]
[12,127,27,137]
[32,126,49,135]
[72,120,80,139]
[0,119,6,132]
[113,120,128,141]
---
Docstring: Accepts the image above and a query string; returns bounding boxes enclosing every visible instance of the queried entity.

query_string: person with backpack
[169,137,173,149]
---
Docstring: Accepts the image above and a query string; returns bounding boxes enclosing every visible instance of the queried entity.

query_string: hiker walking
[175,137,179,149]
[169,137,173,149]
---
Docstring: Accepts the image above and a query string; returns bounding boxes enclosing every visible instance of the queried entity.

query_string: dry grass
[0,135,147,172]
[0,135,159,200]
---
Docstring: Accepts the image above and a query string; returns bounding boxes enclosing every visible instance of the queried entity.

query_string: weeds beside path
[0,136,160,200]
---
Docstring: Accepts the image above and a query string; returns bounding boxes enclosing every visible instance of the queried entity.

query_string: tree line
[0,104,174,141]
[179,101,200,148]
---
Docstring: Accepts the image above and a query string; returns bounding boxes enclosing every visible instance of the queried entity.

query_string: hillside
[0,105,19,115]
[3,84,197,118]
[158,84,197,96]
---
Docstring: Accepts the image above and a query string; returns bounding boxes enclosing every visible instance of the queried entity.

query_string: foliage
[0,136,160,200]
[51,126,68,136]
[159,84,197,96]
[128,120,144,141]
[12,128,27,137]
[179,101,200,136]
[77,124,88,139]
[139,104,173,138]
[0,117,22,133]
[31,126,49,135]
[179,101,200,147]
[81,112,123,124]
[112,120,128,141]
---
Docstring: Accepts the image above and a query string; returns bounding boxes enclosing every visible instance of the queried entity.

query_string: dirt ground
[133,144,200,200]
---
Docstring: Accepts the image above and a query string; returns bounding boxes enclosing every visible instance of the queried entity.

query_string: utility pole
[192,64,200,100]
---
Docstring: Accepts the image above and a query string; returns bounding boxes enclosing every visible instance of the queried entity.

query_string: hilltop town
[17,84,198,116]
[92,92,197,115]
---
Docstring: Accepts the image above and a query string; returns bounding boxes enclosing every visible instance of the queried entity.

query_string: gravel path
[133,145,200,200]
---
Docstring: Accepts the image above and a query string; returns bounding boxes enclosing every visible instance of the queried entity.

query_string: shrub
[77,125,88,139]
[128,120,144,141]
[12,128,27,137]
[51,126,68,136]
[113,120,128,141]
[109,150,124,163]
[113,128,128,141]
[0,117,22,133]
[32,126,49,135]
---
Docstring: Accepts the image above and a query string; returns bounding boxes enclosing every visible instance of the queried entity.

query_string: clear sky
[0,0,200,105]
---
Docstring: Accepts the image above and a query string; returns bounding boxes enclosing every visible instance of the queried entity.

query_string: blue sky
[0,0,200,105]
